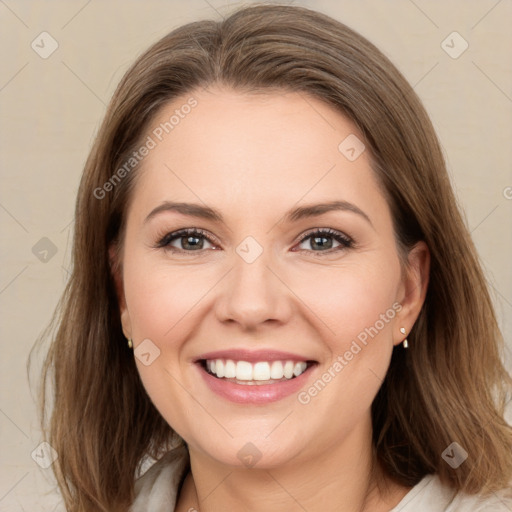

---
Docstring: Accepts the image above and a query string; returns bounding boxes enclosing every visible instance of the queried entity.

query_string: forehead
[144,86,358,171]
[126,86,387,226]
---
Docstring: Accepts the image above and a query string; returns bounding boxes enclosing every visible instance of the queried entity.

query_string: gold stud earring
[127,338,133,349]
[399,327,408,348]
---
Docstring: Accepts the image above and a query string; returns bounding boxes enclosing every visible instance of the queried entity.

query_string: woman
[32,3,512,511]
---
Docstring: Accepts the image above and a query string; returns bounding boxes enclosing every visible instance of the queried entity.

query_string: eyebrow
[143,200,373,228]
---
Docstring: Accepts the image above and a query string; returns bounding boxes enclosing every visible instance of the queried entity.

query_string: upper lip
[195,349,316,363]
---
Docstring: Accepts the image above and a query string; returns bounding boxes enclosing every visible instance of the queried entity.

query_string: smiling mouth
[198,359,317,385]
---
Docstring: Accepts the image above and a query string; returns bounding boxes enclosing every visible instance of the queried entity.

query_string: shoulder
[129,444,189,512]
[391,474,512,512]
[450,486,512,512]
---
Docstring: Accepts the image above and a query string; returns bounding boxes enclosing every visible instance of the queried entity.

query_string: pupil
[312,236,332,250]
[183,236,202,250]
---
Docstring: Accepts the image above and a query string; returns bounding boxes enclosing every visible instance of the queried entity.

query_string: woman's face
[113,86,428,469]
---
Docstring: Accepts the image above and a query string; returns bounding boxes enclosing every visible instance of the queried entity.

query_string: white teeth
[215,359,225,378]
[283,361,294,379]
[270,361,284,379]
[205,359,309,381]
[293,362,307,377]
[236,361,253,381]
[224,359,236,378]
[253,362,271,380]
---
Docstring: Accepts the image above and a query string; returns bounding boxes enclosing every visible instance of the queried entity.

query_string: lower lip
[196,363,316,404]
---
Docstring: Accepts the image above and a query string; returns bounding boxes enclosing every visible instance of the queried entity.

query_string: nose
[215,246,293,330]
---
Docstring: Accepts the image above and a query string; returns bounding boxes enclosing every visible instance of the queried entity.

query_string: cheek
[125,247,401,354]
[289,258,401,349]
[122,254,210,433]
[292,264,401,422]
[124,253,217,341]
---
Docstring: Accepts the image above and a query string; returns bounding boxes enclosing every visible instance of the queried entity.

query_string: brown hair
[29,3,512,510]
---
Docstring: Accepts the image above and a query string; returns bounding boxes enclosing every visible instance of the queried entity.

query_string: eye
[154,227,354,255]
[156,228,217,253]
[294,228,353,253]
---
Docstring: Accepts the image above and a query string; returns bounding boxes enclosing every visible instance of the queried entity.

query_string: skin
[111,86,430,512]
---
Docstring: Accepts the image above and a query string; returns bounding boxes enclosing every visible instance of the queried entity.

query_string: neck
[177,416,408,512]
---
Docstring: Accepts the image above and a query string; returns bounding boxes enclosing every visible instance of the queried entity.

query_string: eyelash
[155,227,354,256]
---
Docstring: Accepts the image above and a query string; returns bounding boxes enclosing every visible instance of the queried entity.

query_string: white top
[129,445,512,511]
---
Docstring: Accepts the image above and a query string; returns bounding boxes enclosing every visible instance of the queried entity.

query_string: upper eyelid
[157,228,218,247]
[299,227,351,240]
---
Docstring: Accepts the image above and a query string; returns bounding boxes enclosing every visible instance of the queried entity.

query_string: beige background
[1,0,511,509]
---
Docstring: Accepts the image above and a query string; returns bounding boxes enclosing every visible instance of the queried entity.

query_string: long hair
[28,3,512,510]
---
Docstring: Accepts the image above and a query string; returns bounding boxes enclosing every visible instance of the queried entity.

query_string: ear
[394,241,430,346]
[108,243,132,340]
